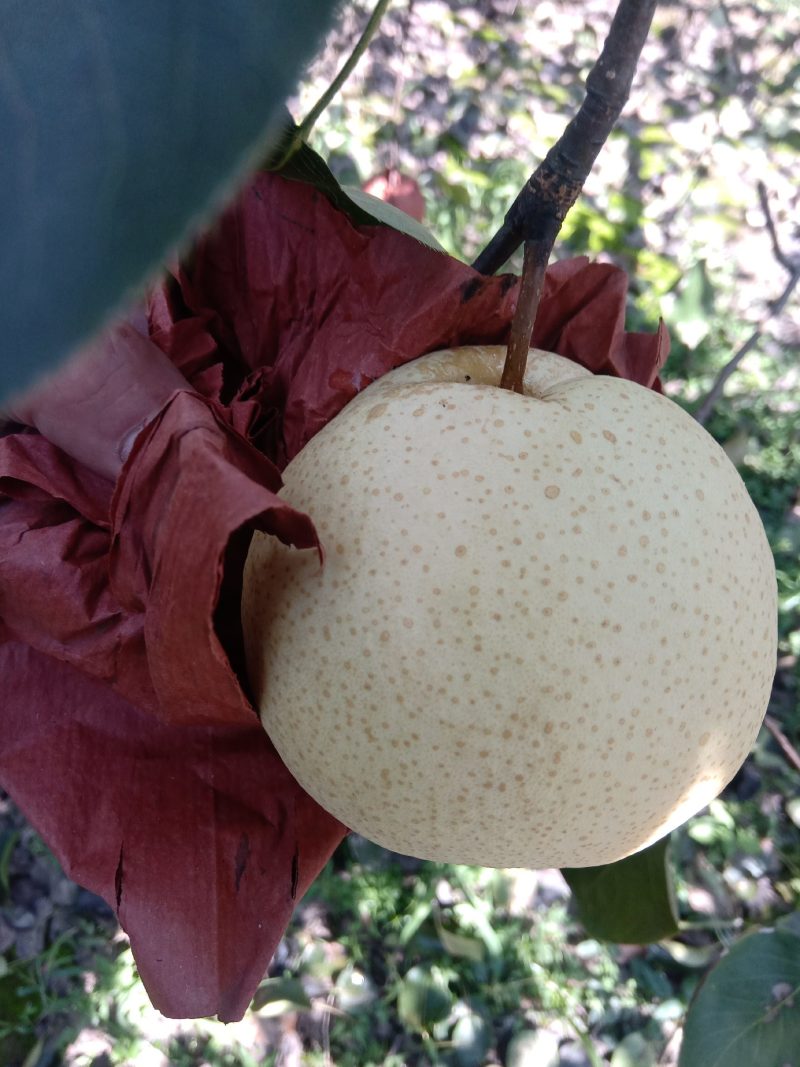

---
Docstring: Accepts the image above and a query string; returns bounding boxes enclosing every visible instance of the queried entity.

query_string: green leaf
[1,0,341,400]
[265,120,445,250]
[611,1032,658,1067]
[399,899,433,946]
[785,797,800,829]
[0,831,21,898]
[687,817,722,846]
[666,260,716,349]
[251,976,312,1016]
[660,939,720,969]
[265,120,377,227]
[21,1039,46,1067]
[437,924,485,963]
[341,188,446,251]
[334,963,378,1014]
[776,912,800,939]
[679,919,800,1067]
[505,1029,560,1067]
[397,965,453,1032]
[456,902,503,957]
[765,60,800,97]
[452,1012,492,1067]
[563,837,679,944]
[0,969,37,1044]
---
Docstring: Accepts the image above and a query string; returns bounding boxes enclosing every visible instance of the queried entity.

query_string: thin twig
[717,0,745,91]
[694,264,800,426]
[763,714,800,775]
[758,180,795,273]
[277,0,392,168]
[695,182,799,425]
[473,0,657,392]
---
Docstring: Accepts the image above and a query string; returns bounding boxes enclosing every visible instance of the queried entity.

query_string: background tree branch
[695,183,800,427]
[763,715,800,776]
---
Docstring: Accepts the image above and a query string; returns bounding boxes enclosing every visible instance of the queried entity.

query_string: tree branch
[473,0,657,392]
[694,183,800,427]
[758,180,795,273]
[694,266,800,426]
[763,714,800,776]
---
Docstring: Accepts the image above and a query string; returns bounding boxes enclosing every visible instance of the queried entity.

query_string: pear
[241,347,776,868]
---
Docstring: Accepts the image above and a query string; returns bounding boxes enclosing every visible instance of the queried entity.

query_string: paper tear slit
[234,832,251,892]
[114,844,124,911]
[291,847,299,900]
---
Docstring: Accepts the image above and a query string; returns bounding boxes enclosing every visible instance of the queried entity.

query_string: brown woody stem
[500,240,548,392]
[474,0,658,392]
[763,714,800,775]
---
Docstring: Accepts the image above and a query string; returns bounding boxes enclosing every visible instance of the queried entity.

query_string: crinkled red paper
[0,172,668,1021]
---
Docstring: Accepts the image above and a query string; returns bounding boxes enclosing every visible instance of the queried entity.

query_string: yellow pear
[242,347,776,869]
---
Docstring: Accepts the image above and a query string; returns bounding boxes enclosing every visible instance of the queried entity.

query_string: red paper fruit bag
[0,171,667,1020]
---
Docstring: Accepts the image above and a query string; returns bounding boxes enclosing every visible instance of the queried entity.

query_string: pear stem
[500,240,547,393]
[475,0,658,392]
